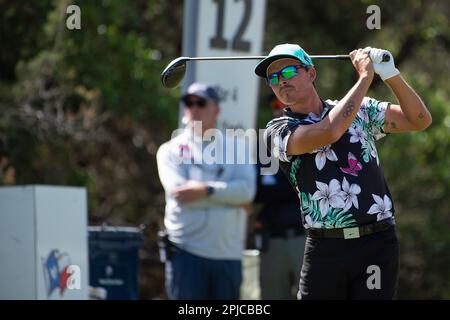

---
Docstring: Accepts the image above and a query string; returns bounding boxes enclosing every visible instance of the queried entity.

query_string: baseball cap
[254,44,314,78]
[181,82,220,104]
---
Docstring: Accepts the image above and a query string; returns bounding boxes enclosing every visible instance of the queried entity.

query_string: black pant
[299,226,399,300]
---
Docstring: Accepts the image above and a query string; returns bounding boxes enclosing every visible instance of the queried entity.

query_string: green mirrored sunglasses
[267,65,306,86]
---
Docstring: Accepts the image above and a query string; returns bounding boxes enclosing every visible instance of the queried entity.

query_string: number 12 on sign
[209,0,252,52]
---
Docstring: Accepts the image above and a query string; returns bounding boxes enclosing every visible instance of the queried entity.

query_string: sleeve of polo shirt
[264,117,301,162]
[206,136,257,206]
[363,97,390,141]
[206,163,256,206]
[156,142,188,194]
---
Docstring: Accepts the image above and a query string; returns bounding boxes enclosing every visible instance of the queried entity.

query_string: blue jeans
[165,246,242,300]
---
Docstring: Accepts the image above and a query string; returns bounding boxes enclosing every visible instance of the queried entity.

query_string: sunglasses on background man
[182,98,208,108]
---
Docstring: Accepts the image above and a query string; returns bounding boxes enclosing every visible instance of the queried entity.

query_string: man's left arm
[172,165,256,206]
[370,48,432,133]
[384,75,432,133]
[207,163,257,206]
[173,164,256,206]
[173,136,257,206]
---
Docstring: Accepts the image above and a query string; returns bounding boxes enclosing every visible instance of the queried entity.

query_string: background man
[156,82,256,299]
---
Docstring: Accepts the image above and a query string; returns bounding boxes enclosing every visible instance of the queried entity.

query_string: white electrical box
[0,185,89,299]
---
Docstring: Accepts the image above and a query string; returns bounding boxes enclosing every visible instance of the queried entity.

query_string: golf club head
[161,57,188,88]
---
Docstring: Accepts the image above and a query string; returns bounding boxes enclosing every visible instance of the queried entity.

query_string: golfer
[255,44,432,299]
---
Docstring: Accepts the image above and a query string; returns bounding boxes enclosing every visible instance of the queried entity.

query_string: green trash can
[88,226,144,300]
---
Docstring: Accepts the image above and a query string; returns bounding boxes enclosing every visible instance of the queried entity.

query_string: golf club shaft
[188,55,350,61]
[161,53,390,88]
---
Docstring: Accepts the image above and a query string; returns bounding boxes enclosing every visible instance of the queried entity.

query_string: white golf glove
[370,48,400,81]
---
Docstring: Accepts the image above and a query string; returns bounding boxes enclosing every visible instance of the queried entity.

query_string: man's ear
[213,103,220,117]
[308,67,317,83]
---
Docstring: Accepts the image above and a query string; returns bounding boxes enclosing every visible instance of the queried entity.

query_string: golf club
[161,54,390,88]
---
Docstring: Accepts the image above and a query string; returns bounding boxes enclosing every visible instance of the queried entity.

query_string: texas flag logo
[42,249,73,297]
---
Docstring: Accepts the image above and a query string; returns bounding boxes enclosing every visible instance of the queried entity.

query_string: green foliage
[0,0,183,226]
[0,1,55,82]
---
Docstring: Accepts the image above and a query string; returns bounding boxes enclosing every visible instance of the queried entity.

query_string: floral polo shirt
[264,97,395,229]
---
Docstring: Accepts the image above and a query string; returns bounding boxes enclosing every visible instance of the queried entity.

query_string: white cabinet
[0,185,89,299]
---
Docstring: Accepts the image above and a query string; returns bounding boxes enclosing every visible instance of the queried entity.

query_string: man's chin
[279,95,295,106]
[279,89,296,102]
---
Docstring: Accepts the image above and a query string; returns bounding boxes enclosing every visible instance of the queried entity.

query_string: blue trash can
[88,226,144,300]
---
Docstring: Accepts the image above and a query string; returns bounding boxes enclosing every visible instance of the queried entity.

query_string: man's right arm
[287,48,374,156]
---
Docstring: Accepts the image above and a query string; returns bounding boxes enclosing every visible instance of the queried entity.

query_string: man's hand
[369,48,400,81]
[349,47,375,80]
[172,180,208,205]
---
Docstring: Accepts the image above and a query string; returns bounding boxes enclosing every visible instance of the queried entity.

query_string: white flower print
[367,194,393,221]
[358,106,370,123]
[307,112,322,122]
[314,145,338,170]
[341,177,361,212]
[305,214,323,229]
[349,125,367,145]
[311,179,345,218]
[271,136,281,159]
[369,140,380,165]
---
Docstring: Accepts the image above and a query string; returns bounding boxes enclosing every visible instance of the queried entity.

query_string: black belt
[271,227,304,238]
[306,217,395,240]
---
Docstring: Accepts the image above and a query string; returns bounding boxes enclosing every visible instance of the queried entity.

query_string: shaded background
[0,0,448,299]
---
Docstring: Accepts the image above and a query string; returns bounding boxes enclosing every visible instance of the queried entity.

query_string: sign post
[181,0,267,130]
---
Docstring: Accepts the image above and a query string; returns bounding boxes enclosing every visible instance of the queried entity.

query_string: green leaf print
[367,101,378,120]
[301,192,357,229]
[366,99,385,136]
[353,117,367,130]
[323,208,358,228]
[301,192,322,222]
[353,106,381,163]
[362,146,371,163]
[289,158,302,185]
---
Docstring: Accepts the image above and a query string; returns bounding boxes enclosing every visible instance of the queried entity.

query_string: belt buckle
[343,227,360,239]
